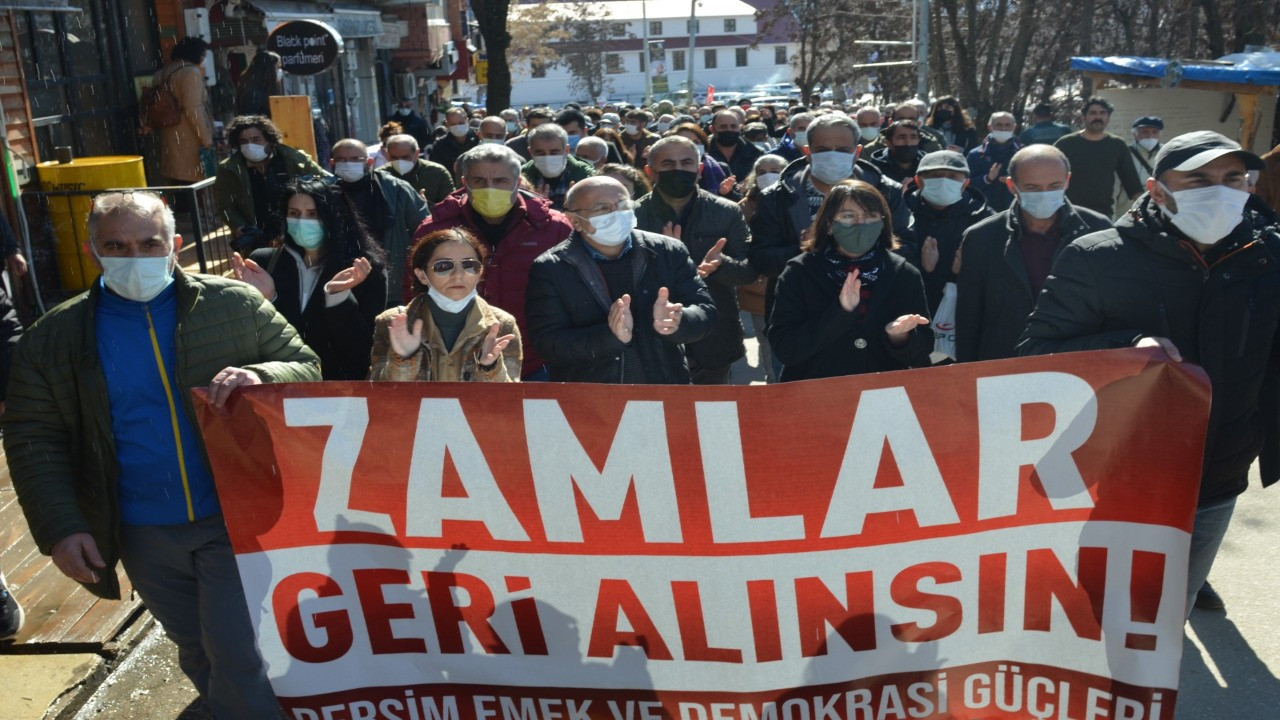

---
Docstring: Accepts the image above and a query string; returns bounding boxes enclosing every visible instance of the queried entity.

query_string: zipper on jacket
[144,304,196,522]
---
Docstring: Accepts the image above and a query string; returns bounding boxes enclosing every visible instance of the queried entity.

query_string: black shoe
[0,571,23,640]
[1194,581,1226,611]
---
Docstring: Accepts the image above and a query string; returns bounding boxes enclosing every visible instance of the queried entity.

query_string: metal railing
[20,178,237,309]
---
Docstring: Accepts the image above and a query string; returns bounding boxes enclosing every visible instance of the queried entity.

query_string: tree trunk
[1197,0,1225,57]
[1078,0,1095,98]
[471,0,512,112]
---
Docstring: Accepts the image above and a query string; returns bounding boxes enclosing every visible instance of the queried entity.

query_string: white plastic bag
[930,282,957,363]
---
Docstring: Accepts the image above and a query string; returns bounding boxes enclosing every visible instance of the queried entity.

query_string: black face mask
[656,169,698,198]
[891,145,919,163]
[715,130,740,147]
[934,108,954,123]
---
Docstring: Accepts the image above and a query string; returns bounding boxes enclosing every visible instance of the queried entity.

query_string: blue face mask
[288,218,326,249]
[566,133,582,150]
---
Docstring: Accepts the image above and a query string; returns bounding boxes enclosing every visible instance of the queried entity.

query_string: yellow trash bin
[37,156,147,292]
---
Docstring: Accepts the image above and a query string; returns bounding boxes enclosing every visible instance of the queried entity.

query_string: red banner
[193,349,1210,720]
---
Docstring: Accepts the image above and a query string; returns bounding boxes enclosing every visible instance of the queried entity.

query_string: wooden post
[1235,91,1259,151]
[269,96,319,162]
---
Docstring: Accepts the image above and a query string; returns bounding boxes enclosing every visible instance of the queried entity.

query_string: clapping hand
[838,269,862,312]
[652,287,683,335]
[885,314,931,347]
[231,252,276,299]
[661,222,683,240]
[718,175,737,196]
[478,323,516,367]
[609,294,634,343]
[698,238,728,278]
[389,310,424,359]
[325,257,372,295]
[986,162,1003,184]
[921,236,940,273]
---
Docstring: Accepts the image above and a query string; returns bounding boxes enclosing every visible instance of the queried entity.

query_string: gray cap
[917,150,968,173]
[599,112,621,127]
[1152,130,1263,177]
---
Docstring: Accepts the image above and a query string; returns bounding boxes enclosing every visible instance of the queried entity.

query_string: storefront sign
[268,19,341,76]
[194,349,1210,719]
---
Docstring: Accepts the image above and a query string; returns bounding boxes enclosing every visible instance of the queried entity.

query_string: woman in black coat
[768,179,933,382]
[231,177,388,380]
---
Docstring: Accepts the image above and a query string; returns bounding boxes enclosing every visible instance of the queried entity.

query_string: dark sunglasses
[430,258,483,276]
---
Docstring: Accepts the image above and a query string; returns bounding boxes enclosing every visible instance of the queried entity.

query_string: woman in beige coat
[152,37,214,184]
[370,227,522,382]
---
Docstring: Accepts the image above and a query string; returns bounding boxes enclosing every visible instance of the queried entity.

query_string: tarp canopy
[1070,55,1280,88]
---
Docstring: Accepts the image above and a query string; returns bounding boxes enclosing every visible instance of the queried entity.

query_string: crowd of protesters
[2,40,1280,719]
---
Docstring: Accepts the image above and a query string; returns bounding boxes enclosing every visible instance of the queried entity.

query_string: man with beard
[1053,97,1142,216]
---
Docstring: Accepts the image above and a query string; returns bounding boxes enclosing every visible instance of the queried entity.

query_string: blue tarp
[1070,55,1280,87]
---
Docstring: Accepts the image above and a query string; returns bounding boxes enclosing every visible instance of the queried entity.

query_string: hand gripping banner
[193,349,1211,720]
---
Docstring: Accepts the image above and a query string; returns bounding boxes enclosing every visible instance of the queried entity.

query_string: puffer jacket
[748,157,911,319]
[635,189,756,370]
[1,271,321,599]
[897,182,993,313]
[1018,195,1280,504]
[369,294,521,382]
[403,189,572,377]
[213,143,327,231]
[525,230,717,383]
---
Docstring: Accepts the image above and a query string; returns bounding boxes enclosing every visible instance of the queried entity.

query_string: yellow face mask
[471,188,515,219]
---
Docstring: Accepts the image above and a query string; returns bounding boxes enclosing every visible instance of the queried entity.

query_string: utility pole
[642,0,652,104]
[687,0,697,103]
[916,0,929,100]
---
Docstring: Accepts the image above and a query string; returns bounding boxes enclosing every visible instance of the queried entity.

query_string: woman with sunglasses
[230,177,387,380]
[370,227,521,382]
[768,179,933,381]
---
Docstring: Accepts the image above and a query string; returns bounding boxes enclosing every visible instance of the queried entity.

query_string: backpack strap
[265,246,283,275]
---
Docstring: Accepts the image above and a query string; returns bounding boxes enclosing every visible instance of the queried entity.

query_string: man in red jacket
[404,144,572,379]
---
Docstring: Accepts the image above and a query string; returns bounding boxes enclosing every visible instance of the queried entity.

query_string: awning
[0,0,79,10]
[330,4,384,38]
[249,0,386,39]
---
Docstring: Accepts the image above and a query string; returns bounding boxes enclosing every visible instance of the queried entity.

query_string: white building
[507,0,798,106]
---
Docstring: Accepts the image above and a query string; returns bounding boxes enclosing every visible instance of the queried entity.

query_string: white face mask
[858,126,879,142]
[334,161,367,182]
[240,143,268,162]
[921,177,966,207]
[809,151,856,185]
[656,121,671,132]
[506,120,519,133]
[449,124,470,137]
[533,154,567,178]
[397,107,412,116]
[1137,137,1159,151]
[392,158,416,174]
[1158,182,1249,245]
[582,209,636,246]
[481,138,505,145]
[1017,188,1066,219]
[95,248,175,303]
[990,130,1014,143]
[427,285,477,314]
[756,172,781,189]
[794,129,808,147]
[624,124,641,136]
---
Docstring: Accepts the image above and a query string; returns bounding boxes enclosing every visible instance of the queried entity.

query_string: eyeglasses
[568,199,635,219]
[430,258,483,276]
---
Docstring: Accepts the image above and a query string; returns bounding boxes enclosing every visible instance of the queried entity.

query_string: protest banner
[193,348,1210,720]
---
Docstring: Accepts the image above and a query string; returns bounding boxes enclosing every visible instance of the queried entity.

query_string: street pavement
[6,323,1278,718]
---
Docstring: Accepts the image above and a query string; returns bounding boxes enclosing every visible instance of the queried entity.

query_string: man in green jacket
[376,132,455,207]
[2,191,320,719]
[213,114,328,252]
[521,122,595,211]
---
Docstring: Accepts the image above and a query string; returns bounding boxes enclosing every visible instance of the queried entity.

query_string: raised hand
[231,252,276,300]
[661,221,683,240]
[951,243,963,275]
[325,257,373,295]
[609,294,634,343]
[478,322,517,367]
[838,269,862,312]
[986,162,1003,183]
[921,236,940,273]
[698,237,728,278]
[718,175,737,196]
[389,311,424,358]
[885,314,931,347]
[652,287,684,335]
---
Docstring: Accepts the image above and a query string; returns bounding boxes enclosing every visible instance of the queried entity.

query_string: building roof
[512,0,761,22]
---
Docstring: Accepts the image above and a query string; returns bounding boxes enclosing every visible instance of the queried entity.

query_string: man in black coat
[1017,132,1280,616]
[749,113,913,322]
[956,145,1110,363]
[708,109,764,181]
[897,149,994,316]
[385,97,433,150]
[429,107,479,182]
[525,176,717,383]
[635,136,756,384]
